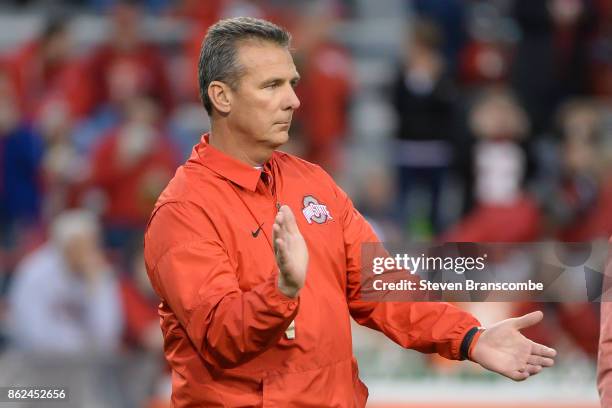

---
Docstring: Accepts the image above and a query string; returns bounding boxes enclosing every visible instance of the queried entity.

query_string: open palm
[471,311,557,381]
[273,205,308,298]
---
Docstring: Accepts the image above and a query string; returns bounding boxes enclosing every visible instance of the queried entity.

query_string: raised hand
[273,205,309,298]
[471,311,557,381]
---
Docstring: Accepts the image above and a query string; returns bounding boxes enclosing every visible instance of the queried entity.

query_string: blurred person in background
[510,0,597,136]
[442,87,540,242]
[353,166,402,244]
[291,2,353,174]
[549,99,612,242]
[73,0,174,156]
[515,99,610,360]
[391,18,457,237]
[590,0,612,97]
[5,16,93,122]
[39,96,89,220]
[7,209,123,354]
[0,67,44,250]
[453,1,516,216]
[33,68,93,222]
[87,1,173,116]
[85,96,178,255]
[458,1,513,88]
[411,0,465,74]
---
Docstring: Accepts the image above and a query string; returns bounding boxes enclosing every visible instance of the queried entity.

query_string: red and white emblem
[301,195,332,224]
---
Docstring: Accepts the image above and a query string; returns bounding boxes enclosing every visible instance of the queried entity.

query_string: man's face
[227,41,301,149]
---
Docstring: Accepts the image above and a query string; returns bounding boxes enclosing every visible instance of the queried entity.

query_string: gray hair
[198,17,291,116]
[51,209,100,248]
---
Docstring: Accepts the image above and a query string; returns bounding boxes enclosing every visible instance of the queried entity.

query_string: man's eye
[266,83,279,89]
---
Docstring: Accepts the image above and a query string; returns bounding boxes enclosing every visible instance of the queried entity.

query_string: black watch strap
[460,326,483,360]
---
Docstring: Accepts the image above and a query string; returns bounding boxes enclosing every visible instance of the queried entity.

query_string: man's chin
[268,131,290,149]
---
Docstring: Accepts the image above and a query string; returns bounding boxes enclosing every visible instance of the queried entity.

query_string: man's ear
[208,81,232,114]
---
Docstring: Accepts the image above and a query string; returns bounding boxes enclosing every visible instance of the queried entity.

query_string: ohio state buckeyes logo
[302,195,332,224]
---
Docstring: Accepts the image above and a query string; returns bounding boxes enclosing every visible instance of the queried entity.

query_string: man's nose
[283,85,301,110]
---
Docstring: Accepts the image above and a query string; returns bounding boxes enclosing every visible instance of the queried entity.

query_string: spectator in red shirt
[7,16,93,122]
[442,87,540,243]
[86,2,173,115]
[87,96,178,250]
[292,7,352,174]
[458,4,513,88]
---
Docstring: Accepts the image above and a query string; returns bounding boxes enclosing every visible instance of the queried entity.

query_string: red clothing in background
[458,40,511,86]
[295,43,352,172]
[119,276,159,347]
[558,179,612,242]
[7,41,93,119]
[442,195,542,242]
[179,0,225,102]
[89,130,178,227]
[87,43,173,114]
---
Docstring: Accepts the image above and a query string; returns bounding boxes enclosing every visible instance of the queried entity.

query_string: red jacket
[144,135,480,407]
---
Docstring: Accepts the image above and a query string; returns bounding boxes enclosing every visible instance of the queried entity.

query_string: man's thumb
[513,311,544,330]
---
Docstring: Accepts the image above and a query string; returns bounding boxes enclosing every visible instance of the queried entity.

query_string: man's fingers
[273,223,283,252]
[525,364,542,376]
[275,211,291,239]
[513,311,544,330]
[275,210,284,227]
[530,341,557,358]
[279,205,298,233]
[527,355,554,367]
[510,370,530,381]
[275,238,286,261]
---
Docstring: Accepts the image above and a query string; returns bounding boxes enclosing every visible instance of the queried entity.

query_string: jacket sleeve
[144,201,299,369]
[598,240,612,406]
[327,175,480,360]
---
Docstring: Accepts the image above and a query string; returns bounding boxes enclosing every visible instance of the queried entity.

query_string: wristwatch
[460,326,485,360]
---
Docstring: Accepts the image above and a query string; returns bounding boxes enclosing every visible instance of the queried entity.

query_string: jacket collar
[193,133,272,192]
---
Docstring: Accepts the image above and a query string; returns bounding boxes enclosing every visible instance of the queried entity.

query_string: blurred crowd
[0,0,610,406]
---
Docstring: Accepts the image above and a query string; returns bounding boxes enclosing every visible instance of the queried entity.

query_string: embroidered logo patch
[302,195,332,224]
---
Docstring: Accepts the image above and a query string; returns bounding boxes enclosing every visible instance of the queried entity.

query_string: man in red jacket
[144,17,556,407]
